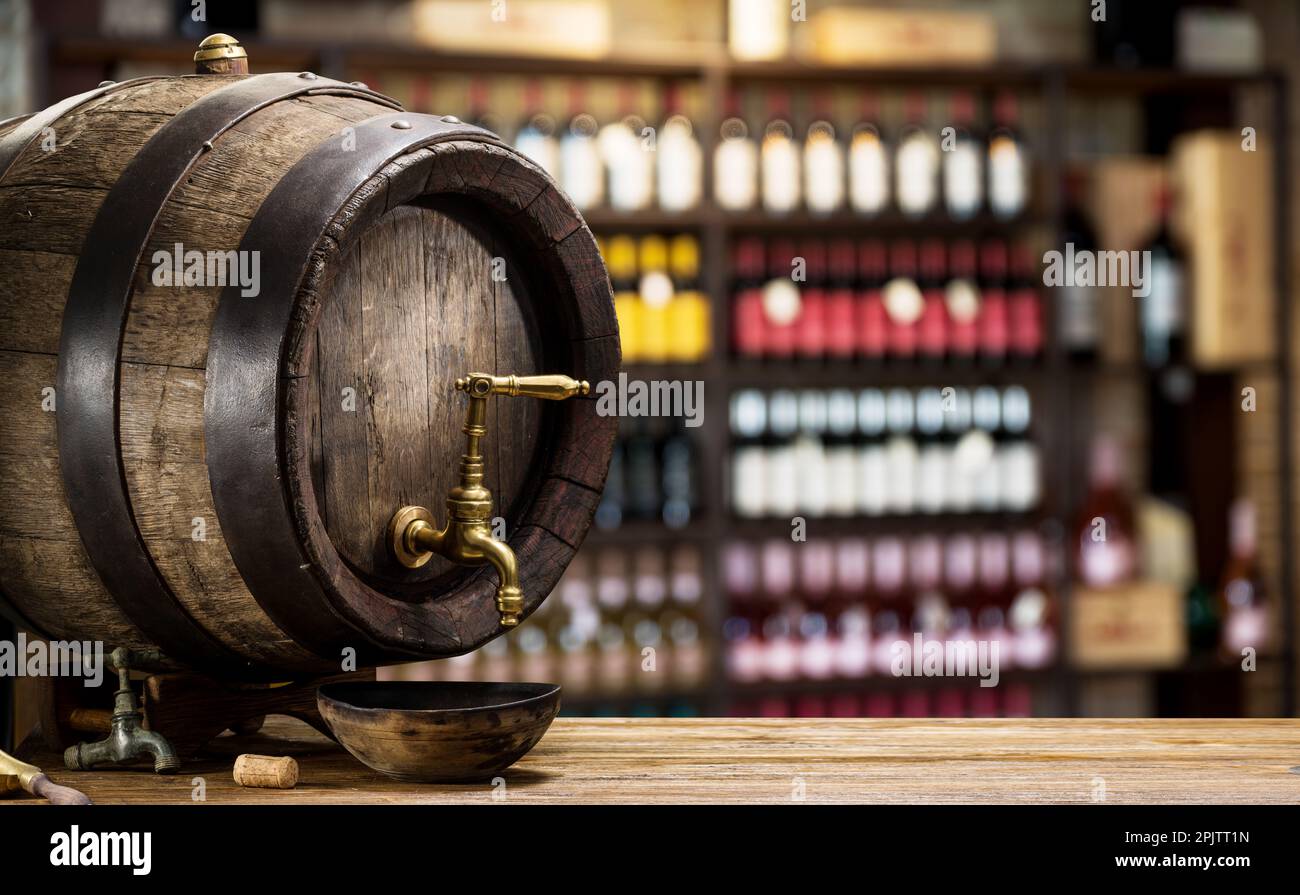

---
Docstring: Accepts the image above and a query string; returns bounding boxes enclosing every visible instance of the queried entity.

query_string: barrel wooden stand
[37,668,375,760]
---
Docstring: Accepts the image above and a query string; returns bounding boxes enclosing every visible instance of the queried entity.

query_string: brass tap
[388,373,590,627]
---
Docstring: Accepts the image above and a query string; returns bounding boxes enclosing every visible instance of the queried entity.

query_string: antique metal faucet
[388,373,589,627]
[64,647,180,774]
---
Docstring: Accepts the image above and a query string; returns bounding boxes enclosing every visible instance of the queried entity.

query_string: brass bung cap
[194,33,247,64]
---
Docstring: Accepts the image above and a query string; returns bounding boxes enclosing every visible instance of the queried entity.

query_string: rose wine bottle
[1074,434,1138,589]
[825,239,858,360]
[857,240,889,362]
[732,238,768,358]
[1219,499,1270,659]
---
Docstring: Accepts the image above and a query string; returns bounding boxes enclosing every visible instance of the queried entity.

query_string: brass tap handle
[456,373,590,401]
[388,371,590,628]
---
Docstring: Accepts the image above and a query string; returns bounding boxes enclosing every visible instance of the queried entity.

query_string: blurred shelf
[724,359,1045,388]
[586,207,1046,235]
[584,520,707,545]
[721,209,1045,236]
[49,35,321,72]
[559,690,710,715]
[725,513,1045,538]
[48,35,714,80]
[43,35,1284,98]
[1074,653,1284,678]
[616,362,712,381]
[727,668,1055,697]
[1061,66,1283,95]
[723,61,1047,87]
[582,208,710,232]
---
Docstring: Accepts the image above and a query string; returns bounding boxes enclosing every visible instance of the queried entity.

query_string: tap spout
[464,526,523,626]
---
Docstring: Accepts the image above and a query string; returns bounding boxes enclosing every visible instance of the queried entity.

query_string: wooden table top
[8,716,1300,804]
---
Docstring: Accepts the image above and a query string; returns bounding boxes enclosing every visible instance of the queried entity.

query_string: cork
[233,754,299,789]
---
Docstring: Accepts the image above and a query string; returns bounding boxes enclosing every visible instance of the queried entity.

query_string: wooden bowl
[316,681,561,783]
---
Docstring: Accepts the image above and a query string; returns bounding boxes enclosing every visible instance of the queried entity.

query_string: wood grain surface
[310,204,540,586]
[7,716,1300,804]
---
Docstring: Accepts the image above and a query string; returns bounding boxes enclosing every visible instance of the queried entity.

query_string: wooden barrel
[0,72,618,679]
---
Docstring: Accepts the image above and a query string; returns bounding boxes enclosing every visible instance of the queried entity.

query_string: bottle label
[1142,256,1184,337]
[1060,285,1099,349]
[943,139,982,218]
[849,131,889,214]
[988,134,1026,217]
[896,132,938,216]
[945,278,982,323]
[658,118,702,212]
[1080,539,1133,588]
[883,277,924,325]
[761,134,801,213]
[560,134,603,209]
[715,138,759,210]
[804,133,845,213]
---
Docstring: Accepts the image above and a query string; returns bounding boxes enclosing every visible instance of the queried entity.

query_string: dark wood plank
[361,205,434,577]
[317,244,371,568]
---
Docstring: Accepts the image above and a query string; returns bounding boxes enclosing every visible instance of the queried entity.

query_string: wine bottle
[668,234,710,363]
[895,92,939,218]
[977,240,1010,363]
[1074,434,1138,588]
[1219,500,1269,659]
[916,239,949,363]
[1139,186,1187,369]
[824,389,859,517]
[884,240,922,360]
[848,91,890,217]
[803,92,845,215]
[601,83,653,212]
[762,239,801,359]
[514,80,559,179]
[942,90,983,221]
[657,82,703,213]
[855,389,888,517]
[760,90,801,215]
[732,238,768,358]
[945,239,981,362]
[607,235,641,363]
[714,89,759,212]
[825,240,858,360]
[857,240,888,361]
[794,240,828,358]
[731,390,768,519]
[988,91,1029,219]
[558,81,603,210]
[1059,169,1101,360]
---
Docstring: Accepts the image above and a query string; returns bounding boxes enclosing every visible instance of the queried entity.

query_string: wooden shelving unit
[37,33,1294,719]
